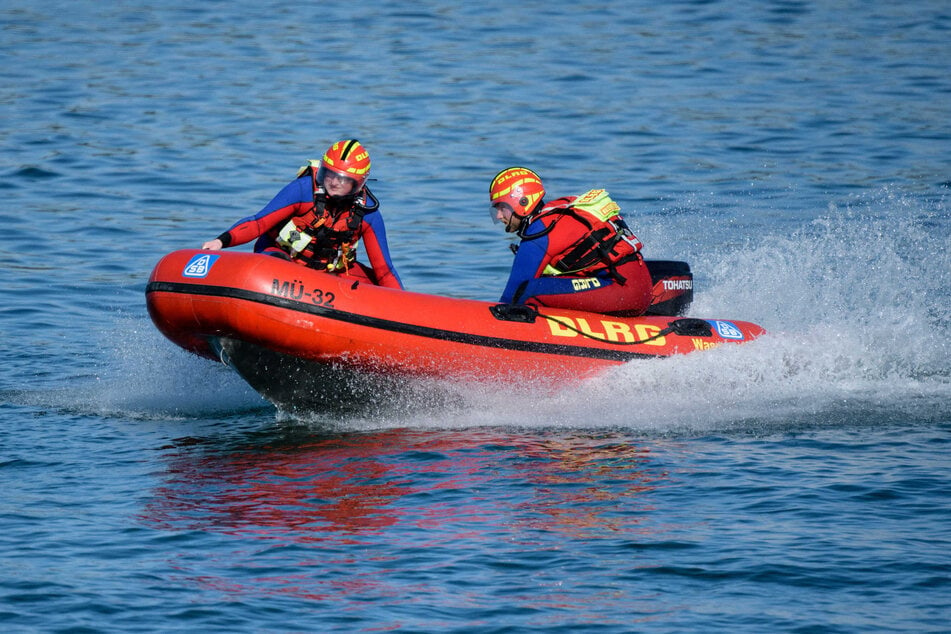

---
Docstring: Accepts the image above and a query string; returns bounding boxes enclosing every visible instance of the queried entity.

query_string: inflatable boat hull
[146,250,764,411]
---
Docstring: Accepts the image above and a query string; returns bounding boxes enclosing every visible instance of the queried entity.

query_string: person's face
[493,203,521,233]
[323,171,358,197]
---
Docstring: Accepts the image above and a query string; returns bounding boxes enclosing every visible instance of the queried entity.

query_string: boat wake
[51,318,270,421]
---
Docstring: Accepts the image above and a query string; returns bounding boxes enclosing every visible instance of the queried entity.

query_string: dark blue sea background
[2,1,949,632]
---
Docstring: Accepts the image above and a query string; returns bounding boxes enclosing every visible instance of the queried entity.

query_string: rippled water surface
[2,1,949,632]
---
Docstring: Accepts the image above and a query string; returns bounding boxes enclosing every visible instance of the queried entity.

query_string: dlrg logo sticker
[182,254,219,278]
[709,320,744,340]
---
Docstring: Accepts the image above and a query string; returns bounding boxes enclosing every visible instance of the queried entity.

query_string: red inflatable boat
[146,250,765,412]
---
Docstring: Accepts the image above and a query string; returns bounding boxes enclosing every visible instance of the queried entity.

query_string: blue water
[2,0,949,631]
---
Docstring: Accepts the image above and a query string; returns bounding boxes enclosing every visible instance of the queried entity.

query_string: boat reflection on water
[142,427,669,544]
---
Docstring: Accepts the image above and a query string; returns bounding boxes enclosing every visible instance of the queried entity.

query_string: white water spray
[401,190,951,432]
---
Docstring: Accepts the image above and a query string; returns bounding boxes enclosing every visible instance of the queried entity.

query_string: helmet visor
[490,202,521,233]
[490,202,513,224]
[316,165,360,196]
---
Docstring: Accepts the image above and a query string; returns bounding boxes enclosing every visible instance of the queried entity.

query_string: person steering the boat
[201,139,403,289]
[489,167,652,316]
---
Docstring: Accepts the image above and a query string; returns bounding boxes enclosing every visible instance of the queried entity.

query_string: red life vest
[275,163,378,272]
[521,189,643,284]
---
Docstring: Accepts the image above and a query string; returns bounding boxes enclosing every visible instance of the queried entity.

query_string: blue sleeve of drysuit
[360,210,403,289]
[220,176,312,249]
[499,232,550,304]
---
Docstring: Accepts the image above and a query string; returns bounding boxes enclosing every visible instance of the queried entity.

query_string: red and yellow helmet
[489,167,545,218]
[316,139,371,196]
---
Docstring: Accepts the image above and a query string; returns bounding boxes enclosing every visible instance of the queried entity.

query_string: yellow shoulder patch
[572,189,620,222]
[296,159,322,178]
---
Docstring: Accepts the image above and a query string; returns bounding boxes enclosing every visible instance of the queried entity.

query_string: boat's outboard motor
[644,260,693,316]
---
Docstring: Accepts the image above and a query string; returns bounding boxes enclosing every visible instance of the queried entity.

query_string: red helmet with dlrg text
[316,139,371,196]
[489,167,545,219]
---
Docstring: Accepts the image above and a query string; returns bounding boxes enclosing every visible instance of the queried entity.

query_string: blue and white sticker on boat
[182,253,219,278]
[708,320,745,340]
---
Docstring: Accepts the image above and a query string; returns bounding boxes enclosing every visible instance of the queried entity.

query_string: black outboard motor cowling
[644,260,693,316]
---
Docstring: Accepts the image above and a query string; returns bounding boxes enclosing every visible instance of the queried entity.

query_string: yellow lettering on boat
[692,338,720,350]
[633,323,667,346]
[601,321,634,343]
[546,316,577,338]
[576,318,605,338]
[547,316,670,346]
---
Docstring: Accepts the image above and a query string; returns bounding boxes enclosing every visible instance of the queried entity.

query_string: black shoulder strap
[345,205,367,231]
[518,206,563,241]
